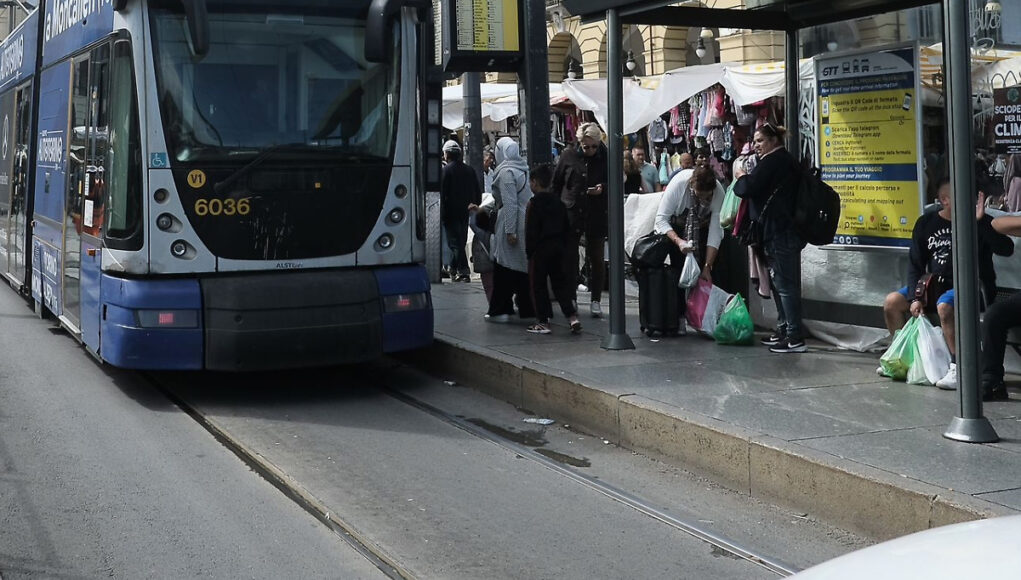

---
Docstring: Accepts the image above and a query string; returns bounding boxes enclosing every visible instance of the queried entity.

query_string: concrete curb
[397,337,1016,541]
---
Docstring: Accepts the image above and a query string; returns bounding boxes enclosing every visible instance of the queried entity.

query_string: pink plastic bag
[685,279,732,335]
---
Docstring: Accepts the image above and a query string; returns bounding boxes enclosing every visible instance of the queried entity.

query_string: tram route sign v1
[815,44,923,249]
[436,0,521,72]
[993,86,1021,155]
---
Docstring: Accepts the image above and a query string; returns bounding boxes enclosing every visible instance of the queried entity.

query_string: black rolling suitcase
[637,265,682,336]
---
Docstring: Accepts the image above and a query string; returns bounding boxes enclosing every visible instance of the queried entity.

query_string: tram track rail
[144,367,801,579]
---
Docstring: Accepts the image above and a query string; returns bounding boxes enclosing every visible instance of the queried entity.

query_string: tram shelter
[561,0,995,443]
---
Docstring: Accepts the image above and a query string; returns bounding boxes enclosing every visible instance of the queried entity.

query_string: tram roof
[561,0,939,30]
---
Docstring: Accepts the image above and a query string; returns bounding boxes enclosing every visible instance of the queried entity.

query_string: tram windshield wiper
[212,142,307,194]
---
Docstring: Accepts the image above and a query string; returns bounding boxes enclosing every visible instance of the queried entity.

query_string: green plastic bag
[880,317,921,380]
[719,182,740,230]
[713,294,754,345]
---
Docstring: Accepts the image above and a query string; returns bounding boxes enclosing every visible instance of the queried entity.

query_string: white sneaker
[485,313,510,323]
[578,284,589,293]
[876,366,886,377]
[936,363,958,390]
[590,301,602,318]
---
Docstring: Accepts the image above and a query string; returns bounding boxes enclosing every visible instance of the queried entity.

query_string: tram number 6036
[194,197,251,217]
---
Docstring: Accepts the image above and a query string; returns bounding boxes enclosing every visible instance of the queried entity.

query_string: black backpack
[792,165,841,246]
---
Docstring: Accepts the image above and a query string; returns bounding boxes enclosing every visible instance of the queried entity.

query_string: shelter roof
[561,0,938,29]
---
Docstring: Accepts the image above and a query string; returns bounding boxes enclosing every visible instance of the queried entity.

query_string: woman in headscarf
[485,137,535,322]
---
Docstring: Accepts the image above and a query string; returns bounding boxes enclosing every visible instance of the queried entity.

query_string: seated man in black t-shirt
[881,178,1014,389]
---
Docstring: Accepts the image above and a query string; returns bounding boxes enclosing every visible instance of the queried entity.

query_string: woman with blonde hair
[734,123,805,353]
[551,121,609,317]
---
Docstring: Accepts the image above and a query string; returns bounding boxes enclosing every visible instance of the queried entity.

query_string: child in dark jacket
[525,163,581,335]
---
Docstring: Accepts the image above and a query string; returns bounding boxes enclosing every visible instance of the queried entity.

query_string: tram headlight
[394,184,408,199]
[387,208,405,225]
[375,233,395,251]
[153,188,170,203]
[170,240,189,258]
[156,213,175,231]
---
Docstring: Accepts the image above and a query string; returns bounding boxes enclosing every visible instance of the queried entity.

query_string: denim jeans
[443,219,470,277]
[763,229,806,341]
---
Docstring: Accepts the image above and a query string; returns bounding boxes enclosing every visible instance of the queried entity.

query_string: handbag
[913,273,949,310]
[630,232,673,268]
[734,182,781,247]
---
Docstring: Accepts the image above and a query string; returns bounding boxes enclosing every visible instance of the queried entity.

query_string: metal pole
[943,0,998,443]
[463,72,484,191]
[785,28,800,161]
[602,8,635,351]
[519,0,551,167]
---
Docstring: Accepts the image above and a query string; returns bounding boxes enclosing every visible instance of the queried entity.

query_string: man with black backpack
[733,123,807,353]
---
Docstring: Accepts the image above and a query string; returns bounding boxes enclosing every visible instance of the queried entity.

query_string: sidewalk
[399,281,1021,541]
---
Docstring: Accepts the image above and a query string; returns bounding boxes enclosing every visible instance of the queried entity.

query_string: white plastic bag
[915,317,951,385]
[678,253,701,289]
[700,285,731,335]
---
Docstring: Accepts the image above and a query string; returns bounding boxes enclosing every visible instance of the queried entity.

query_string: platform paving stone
[417,281,1021,539]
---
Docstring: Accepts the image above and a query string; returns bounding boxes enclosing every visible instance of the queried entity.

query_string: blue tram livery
[0,0,433,370]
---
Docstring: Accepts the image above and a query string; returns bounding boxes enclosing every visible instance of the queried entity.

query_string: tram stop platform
[398,280,1021,541]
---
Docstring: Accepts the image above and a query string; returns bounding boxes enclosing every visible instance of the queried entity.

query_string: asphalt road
[155,362,869,579]
[0,290,387,579]
[0,285,868,579]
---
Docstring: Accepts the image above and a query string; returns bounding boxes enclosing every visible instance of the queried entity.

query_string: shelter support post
[602,8,635,351]
[463,72,485,191]
[785,28,800,159]
[943,0,998,443]
[518,0,552,166]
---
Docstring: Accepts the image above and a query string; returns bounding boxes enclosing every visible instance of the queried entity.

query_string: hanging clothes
[669,106,682,137]
[648,117,668,144]
[722,122,735,161]
[659,150,671,185]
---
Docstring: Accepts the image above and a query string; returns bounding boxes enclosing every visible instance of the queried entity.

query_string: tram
[0,0,433,370]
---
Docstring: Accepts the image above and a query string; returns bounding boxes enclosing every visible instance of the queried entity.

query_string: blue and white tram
[0,0,433,370]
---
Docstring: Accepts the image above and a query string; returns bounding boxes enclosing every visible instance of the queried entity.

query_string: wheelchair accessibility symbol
[150,153,169,168]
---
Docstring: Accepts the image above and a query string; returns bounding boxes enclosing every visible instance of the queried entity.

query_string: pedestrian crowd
[440,127,1021,401]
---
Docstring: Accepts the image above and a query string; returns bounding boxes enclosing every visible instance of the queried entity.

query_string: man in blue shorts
[882,178,1013,388]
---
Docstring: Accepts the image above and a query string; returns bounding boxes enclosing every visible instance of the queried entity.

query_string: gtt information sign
[816,45,923,248]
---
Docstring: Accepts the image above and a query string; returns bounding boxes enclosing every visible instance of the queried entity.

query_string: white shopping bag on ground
[678,253,701,288]
[700,285,731,335]
[916,317,951,385]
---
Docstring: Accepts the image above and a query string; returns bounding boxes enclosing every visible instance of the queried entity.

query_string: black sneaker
[760,332,784,346]
[982,382,1009,402]
[769,339,807,353]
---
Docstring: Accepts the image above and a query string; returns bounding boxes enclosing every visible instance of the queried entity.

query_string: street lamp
[695,28,713,60]
[566,59,580,80]
[624,50,636,75]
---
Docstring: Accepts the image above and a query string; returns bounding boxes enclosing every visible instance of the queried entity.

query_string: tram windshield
[149,1,400,165]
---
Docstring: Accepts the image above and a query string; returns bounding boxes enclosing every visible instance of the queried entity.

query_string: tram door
[8,83,33,286]
[0,90,13,276]
[63,57,90,328]
[64,46,109,342]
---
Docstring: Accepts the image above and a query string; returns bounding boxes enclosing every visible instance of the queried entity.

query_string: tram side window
[104,40,142,250]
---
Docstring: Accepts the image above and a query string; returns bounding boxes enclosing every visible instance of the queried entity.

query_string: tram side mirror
[365,0,429,63]
[180,0,210,58]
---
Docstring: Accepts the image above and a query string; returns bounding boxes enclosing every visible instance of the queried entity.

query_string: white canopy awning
[561,78,657,135]
[441,83,565,129]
